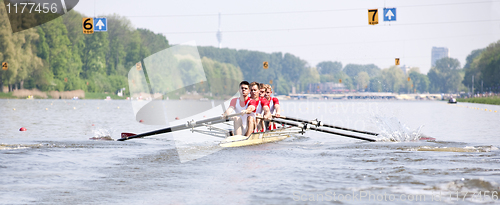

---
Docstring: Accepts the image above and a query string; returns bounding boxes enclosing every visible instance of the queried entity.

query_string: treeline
[310,40,499,94]
[0,7,169,94]
[197,46,309,95]
[1,2,498,96]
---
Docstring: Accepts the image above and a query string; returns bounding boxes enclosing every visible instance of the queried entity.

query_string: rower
[223,81,259,137]
[250,82,272,133]
[263,84,281,130]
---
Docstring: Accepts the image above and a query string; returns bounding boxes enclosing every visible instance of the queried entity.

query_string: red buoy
[139,120,144,123]
[19,127,27,131]
[175,117,180,120]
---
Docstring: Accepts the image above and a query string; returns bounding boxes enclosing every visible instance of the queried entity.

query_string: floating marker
[13,108,15,110]
[45,108,48,110]
[73,107,76,109]
[139,120,144,123]
[19,127,26,131]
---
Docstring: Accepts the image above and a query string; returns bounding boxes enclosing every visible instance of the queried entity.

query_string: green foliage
[428,57,462,93]
[201,57,243,97]
[343,64,381,78]
[356,72,370,91]
[463,41,500,94]
[409,71,430,93]
[298,67,320,92]
[138,28,169,54]
[197,46,310,94]
[380,66,405,93]
[368,76,383,92]
[316,61,342,75]
[457,96,500,105]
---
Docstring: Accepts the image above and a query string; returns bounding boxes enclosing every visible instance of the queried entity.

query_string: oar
[270,118,376,142]
[277,115,379,136]
[117,113,242,141]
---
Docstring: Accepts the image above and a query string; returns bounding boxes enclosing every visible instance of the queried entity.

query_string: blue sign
[383,8,396,21]
[94,18,107,32]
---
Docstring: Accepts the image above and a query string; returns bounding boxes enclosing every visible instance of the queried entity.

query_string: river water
[1,99,499,204]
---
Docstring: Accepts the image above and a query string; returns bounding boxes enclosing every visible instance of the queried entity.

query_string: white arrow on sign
[385,10,394,20]
[96,20,105,30]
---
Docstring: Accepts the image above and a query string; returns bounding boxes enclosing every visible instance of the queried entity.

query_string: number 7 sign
[368,9,378,25]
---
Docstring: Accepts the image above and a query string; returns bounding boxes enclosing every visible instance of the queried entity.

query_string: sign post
[2,62,7,70]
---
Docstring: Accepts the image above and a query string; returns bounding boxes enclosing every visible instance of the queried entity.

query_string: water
[1,99,499,204]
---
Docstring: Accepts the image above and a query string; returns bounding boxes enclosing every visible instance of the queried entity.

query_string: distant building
[400,65,411,75]
[308,82,347,93]
[431,47,449,67]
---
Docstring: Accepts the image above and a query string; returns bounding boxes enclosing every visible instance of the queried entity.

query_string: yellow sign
[64,78,68,83]
[368,9,378,25]
[263,61,269,69]
[395,58,400,65]
[2,62,7,70]
[82,18,94,34]
[339,79,342,83]
[136,62,142,71]
[269,80,273,84]
[407,77,411,82]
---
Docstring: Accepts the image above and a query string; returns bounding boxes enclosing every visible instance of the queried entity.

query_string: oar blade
[121,132,136,139]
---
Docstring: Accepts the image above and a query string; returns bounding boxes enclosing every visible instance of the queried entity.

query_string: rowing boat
[219,126,302,147]
[118,113,378,146]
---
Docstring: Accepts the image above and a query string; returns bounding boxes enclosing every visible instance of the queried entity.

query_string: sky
[73,0,500,74]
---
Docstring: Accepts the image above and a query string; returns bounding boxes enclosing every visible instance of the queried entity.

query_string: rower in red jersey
[223,81,259,137]
[263,84,281,130]
[249,82,272,133]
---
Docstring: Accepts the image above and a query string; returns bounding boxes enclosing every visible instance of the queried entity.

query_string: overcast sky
[73,0,500,74]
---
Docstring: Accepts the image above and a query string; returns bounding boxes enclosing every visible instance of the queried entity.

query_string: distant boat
[72,96,79,100]
[26,95,34,100]
[448,98,457,104]
[105,96,112,100]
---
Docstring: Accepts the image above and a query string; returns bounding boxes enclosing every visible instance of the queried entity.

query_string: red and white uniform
[268,97,279,114]
[267,97,280,130]
[256,97,270,115]
[229,97,258,134]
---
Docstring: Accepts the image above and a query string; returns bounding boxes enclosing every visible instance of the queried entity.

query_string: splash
[374,116,424,142]
[89,126,114,141]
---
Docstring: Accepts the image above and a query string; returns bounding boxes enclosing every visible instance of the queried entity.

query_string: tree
[356,72,370,91]
[462,49,484,92]
[466,41,500,93]
[138,28,169,54]
[316,61,342,75]
[380,66,405,93]
[428,57,462,93]
[409,71,430,93]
